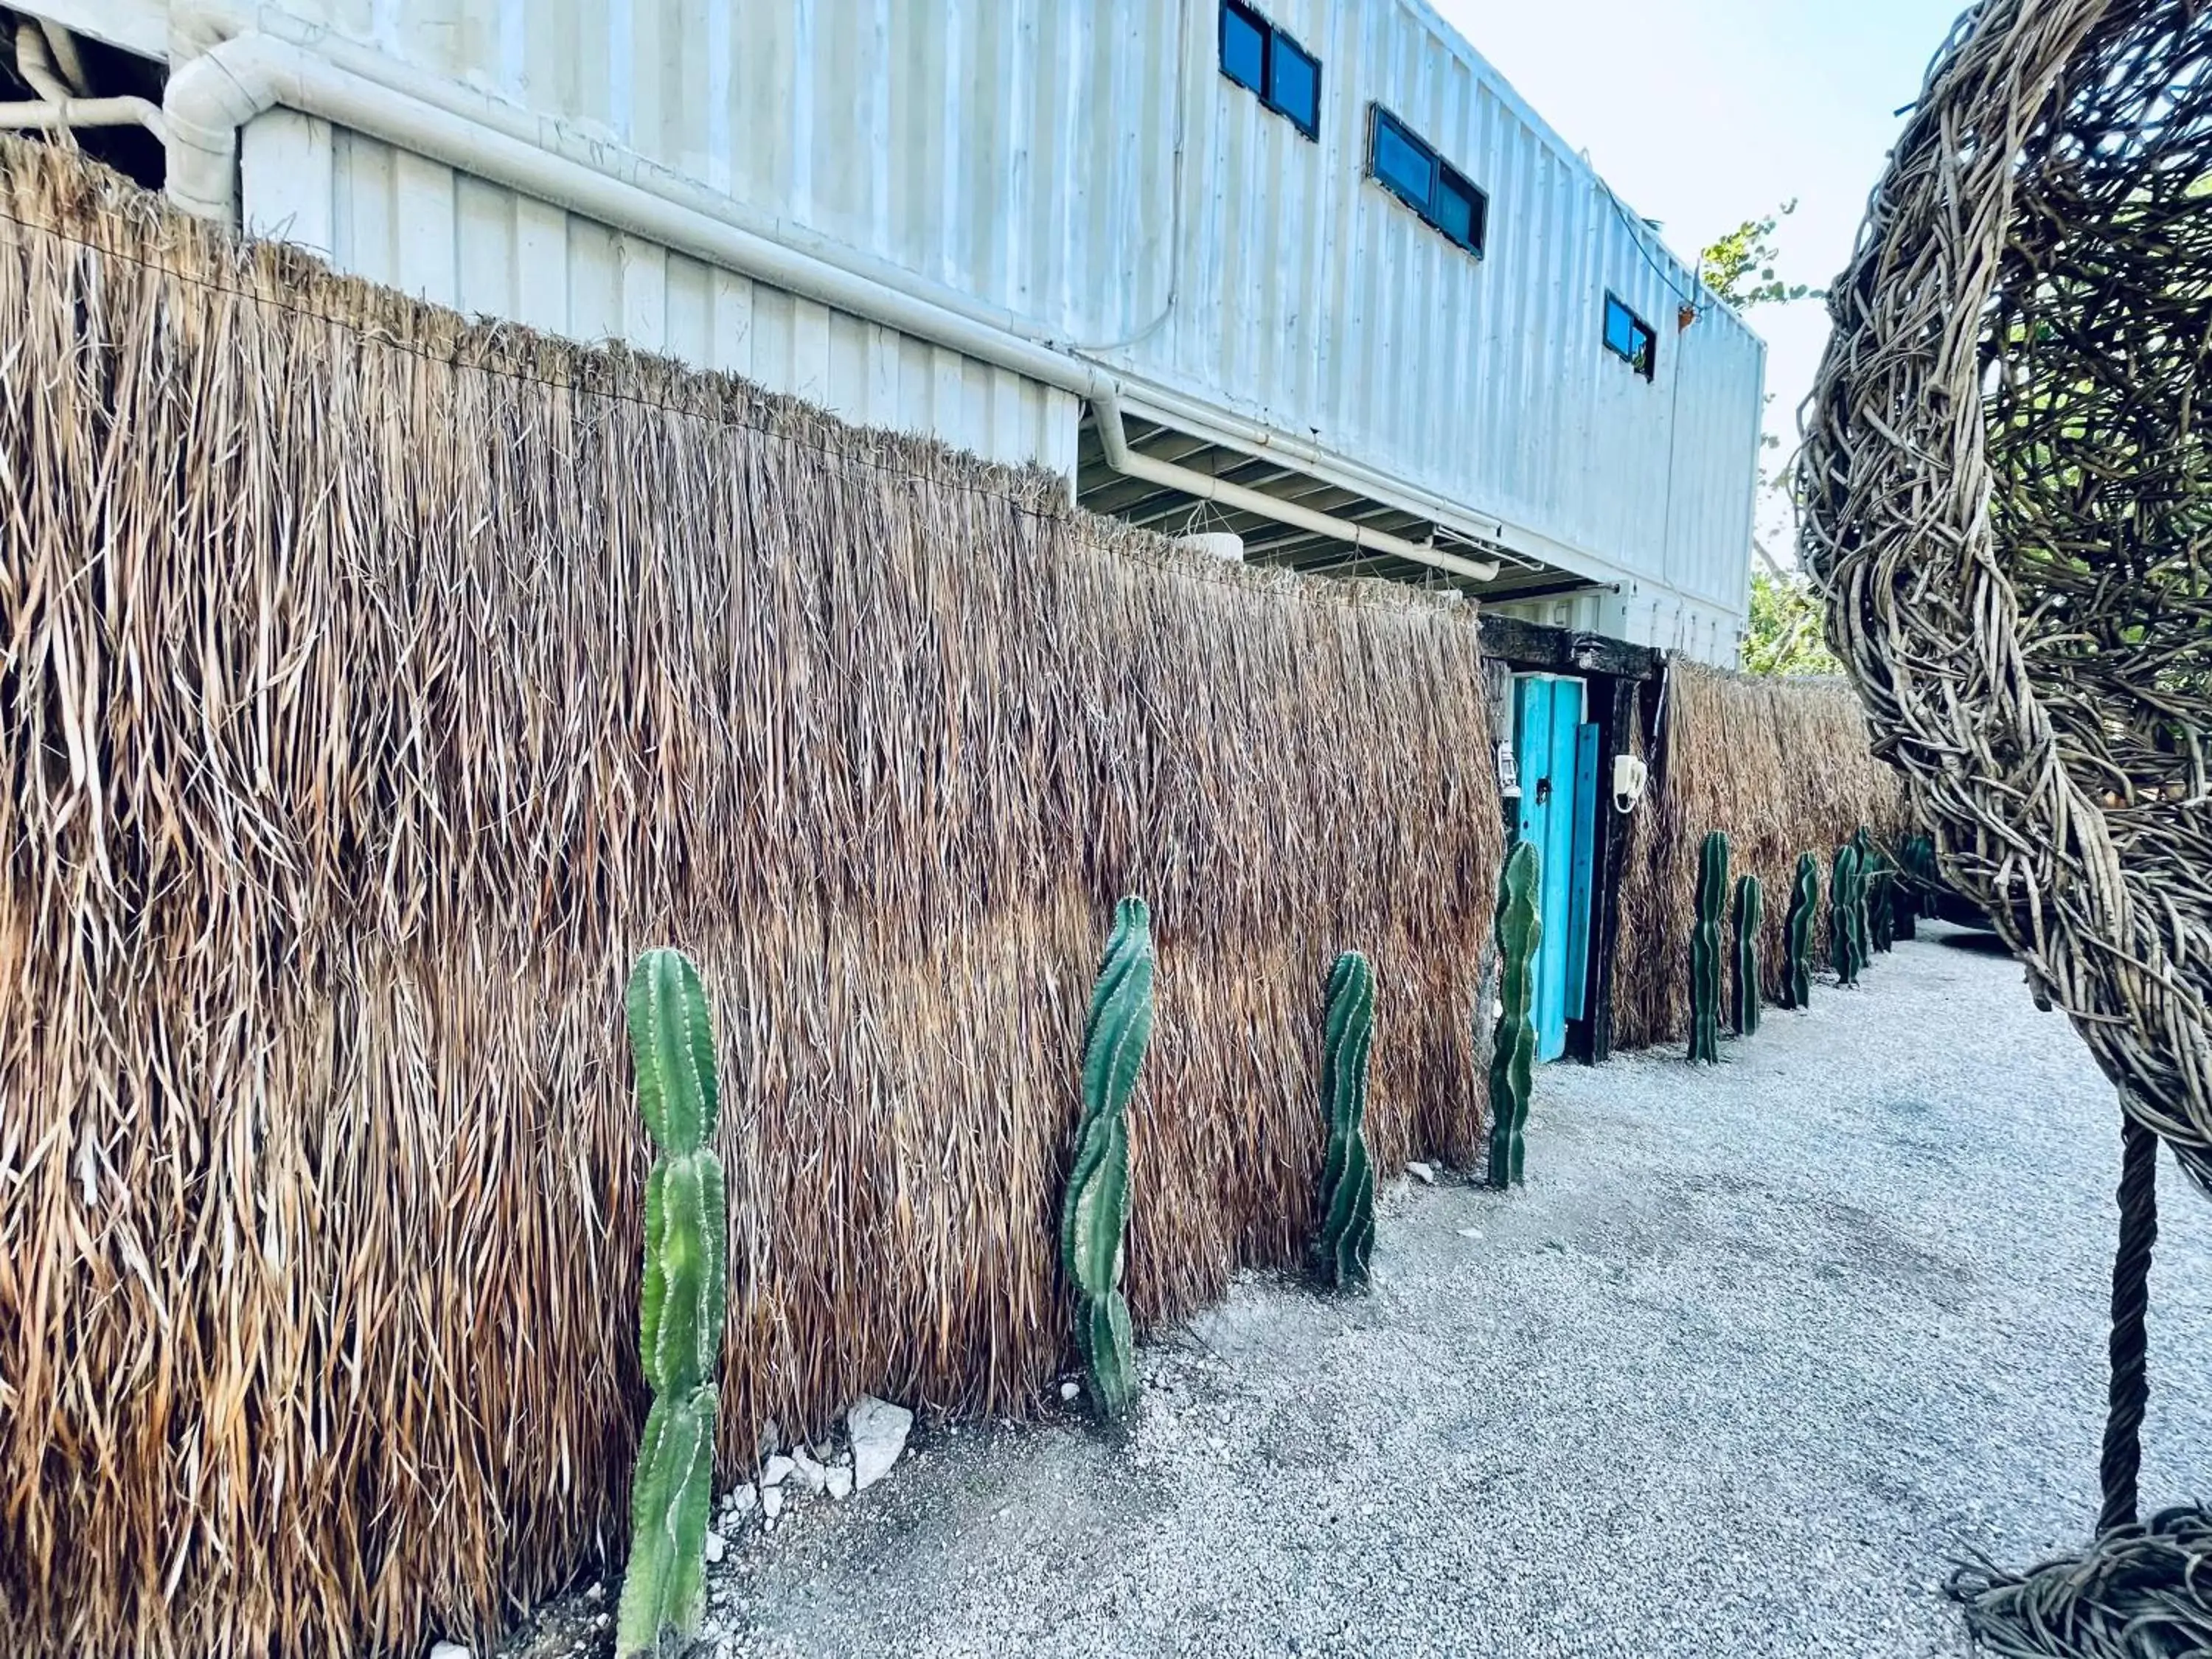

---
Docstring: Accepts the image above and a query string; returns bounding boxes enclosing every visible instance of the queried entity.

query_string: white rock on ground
[1406,1160,1437,1185]
[720,1482,757,1521]
[428,1644,470,1659]
[826,1465,854,1501]
[759,1455,794,1489]
[1059,1380,1080,1402]
[788,1447,828,1495]
[703,1529,726,1565]
[846,1395,914,1490]
[761,1486,784,1522]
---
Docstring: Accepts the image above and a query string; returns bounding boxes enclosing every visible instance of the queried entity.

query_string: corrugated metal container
[237,111,1082,476]
[1112,0,1763,651]
[83,0,1764,659]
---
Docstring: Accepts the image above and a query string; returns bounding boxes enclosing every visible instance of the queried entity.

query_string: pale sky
[1433,0,1968,560]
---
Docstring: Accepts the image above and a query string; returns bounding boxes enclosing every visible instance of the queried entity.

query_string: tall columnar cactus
[1731,874,1764,1038]
[1314,950,1377,1289]
[1869,860,1896,954]
[1855,830,1896,954]
[1688,831,1729,1063]
[1830,844,1865,987]
[1896,832,1938,941]
[1486,841,1542,1189]
[1781,852,1819,1010]
[1060,896,1155,1419]
[1846,844,1875,972]
[618,948,728,1659]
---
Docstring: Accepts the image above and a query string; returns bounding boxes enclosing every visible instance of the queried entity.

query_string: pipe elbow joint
[162,35,290,221]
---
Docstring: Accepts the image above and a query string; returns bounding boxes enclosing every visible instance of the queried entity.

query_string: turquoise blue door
[1512,676,1599,1061]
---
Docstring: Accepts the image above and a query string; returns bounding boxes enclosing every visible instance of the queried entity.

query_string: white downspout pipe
[161,32,1497,585]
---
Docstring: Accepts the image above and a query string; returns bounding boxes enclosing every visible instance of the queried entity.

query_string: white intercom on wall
[1611,753,1649,815]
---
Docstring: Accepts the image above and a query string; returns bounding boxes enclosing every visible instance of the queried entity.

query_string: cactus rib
[1731,873,1764,1038]
[1781,853,1819,1011]
[1487,841,1542,1188]
[1314,950,1377,1288]
[1688,832,1728,1063]
[1831,844,1866,987]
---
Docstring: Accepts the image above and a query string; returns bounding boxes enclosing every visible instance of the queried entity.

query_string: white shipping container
[24,0,1766,661]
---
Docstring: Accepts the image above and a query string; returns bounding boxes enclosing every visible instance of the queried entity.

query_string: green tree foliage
[1700,202,1840,679]
[1700,201,1818,312]
[1742,571,1842,678]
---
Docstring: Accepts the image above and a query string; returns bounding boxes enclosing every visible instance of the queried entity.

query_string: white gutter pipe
[162,32,1497,584]
[0,21,166,141]
[1089,381,1498,582]
[0,95,167,135]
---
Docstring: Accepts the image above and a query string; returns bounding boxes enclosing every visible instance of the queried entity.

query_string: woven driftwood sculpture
[1801,2,2212,1650]
[1801,0,2212,1193]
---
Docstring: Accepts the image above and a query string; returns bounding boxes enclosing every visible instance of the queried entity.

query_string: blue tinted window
[1373,115,1434,206]
[1220,2,1265,92]
[1604,298,1640,358]
[1270,35,1319,136]
[1604,294,1656,378]
[1221,3,1321,141]
[1435,174,1478,247]
[1369,108,1486,257]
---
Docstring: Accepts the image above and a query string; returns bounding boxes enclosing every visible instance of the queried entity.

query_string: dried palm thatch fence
[1801,0,2212,1650]
[1610,661,1908,1052]
[0,142,1506,1659]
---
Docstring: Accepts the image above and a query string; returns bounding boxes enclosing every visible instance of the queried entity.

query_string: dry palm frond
[0,135,1899,1659]
[1612,663,1910,1051]
[0,139,1501,1659]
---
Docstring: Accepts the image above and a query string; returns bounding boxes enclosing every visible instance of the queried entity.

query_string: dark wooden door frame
[1480,614,1664,1066]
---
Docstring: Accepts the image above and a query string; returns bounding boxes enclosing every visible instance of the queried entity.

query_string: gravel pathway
[510,923,2211,1659]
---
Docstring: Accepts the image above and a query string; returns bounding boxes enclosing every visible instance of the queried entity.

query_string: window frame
[1602,291,1658,380]
[1218,1,1322,142]
[1366,105,1487,259]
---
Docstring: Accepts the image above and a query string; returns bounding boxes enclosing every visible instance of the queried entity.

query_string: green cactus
[1830,844,1865,987]
[1854,830,1896,954]
[1060,896,1154,1419]
[618,948,728,1659]
[1688,831,1728,1063]
[1731,874,1764,1037]
[1313,951,1377,1289]
[1896,832,1938,940]
[1781,852,1819,1010]
[1486,841,1542,1189]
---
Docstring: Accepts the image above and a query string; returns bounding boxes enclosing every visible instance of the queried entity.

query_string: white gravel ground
[509,923,2211,1659]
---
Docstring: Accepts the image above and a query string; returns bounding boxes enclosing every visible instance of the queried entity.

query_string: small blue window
[1220,3,1265,94]
[1435,173,1481,247]
[1604,293,1657,379]
[1373,118,1434,207]
[1219,1,1321,141]
[1270,33,1320,136]
[1368,107,1486,257]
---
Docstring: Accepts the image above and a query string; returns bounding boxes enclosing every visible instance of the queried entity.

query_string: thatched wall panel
[1612,661,1911,1052]
[0,146,1501,1659]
